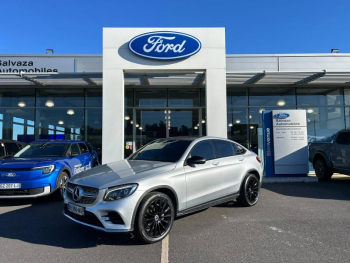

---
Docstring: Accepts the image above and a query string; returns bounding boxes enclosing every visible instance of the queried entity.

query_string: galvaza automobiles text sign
[0,57,74,73]
[128,31,201,60]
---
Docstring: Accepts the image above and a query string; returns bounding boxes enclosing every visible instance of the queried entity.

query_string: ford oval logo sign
[274,113,290,119]
[128,31,201,60]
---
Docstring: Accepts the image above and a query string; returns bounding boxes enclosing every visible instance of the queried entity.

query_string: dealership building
[0,28,350,169]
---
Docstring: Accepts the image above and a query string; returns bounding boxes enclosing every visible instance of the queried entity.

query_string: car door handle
[212,161,220,166]
[238,157,244,161]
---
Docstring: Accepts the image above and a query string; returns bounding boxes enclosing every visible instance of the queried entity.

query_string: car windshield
[13,143,68,158]
[128,139,192,162]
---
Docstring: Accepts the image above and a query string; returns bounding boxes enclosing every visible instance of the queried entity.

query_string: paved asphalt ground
[0,177,349,263]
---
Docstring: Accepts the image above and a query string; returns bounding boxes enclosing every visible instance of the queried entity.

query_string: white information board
[272,110,309,175]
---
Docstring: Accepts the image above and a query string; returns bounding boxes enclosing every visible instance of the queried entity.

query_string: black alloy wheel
[237,173,260,207]
[135,192,174,243]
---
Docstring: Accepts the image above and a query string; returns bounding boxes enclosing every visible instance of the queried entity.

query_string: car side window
[4,142,20,155]
[189,140,216,161]
[78,143,89,154]
[235,144,246,155]
[69,144,81,156]
[214,140,234,158]
[336,133,350,145]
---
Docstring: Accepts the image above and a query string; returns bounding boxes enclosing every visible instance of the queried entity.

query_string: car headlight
[104,184,138,202]
[32,165,55,174]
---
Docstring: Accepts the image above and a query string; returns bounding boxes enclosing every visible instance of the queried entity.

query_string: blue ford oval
[0,140,99,200]
[274,113,290,119]
[129,31,201,60]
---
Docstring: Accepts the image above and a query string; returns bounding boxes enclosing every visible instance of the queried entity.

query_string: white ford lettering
[143,36,186,53]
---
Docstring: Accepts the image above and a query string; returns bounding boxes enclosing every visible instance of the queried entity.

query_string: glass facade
[1,84,348,166]
[227,86,348,161]
[0,87,102,150]
[124,87,206,157]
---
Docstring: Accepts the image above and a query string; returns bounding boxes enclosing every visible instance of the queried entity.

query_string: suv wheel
[314,158,333,181]
[135,192,175,244]
[51,172,69,201]
[237,173,260,207]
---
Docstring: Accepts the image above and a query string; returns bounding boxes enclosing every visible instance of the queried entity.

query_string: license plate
[68,203,85,216]
[0,183,21,189]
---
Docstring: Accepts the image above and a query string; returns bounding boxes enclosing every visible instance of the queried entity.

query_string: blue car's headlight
[32,165,55,174]
[104,184,138,202]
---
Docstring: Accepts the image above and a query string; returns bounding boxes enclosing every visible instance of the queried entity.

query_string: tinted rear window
[214,140,234,158]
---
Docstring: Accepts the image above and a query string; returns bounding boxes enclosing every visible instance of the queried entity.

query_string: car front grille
[66,182,99,204]
[0,187,44,196]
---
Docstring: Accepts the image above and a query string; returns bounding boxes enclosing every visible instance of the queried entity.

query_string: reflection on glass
[249,87,295,107]
[168,89,200,107]
[297,88,343,106]
[36,109,84,140]
[134,89,167,107]
[37,88,84,107]
[0,88,35,107]
[124,108,133,158]
[169,110,199,137]
[136,110,166,150]
[86,88,102,107]
[86,108,102,148]
[227,87,248,106]
[0,109,35,143]
[227,108,248,147]
[298,107,345,143]
[125,89,134,107]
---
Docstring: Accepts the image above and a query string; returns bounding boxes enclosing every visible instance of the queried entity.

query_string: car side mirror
[187,156,206,165]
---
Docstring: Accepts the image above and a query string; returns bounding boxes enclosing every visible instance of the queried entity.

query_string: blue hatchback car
[0,140,99,200]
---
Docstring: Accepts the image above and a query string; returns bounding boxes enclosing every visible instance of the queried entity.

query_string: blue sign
[128,31,201,60]
[274,113,290,119]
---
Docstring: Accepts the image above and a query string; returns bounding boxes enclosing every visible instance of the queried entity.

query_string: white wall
[102,28,227,163]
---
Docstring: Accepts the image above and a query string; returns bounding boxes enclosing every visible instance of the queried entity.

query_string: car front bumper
[63,189,145,232]
[0,186,51,199]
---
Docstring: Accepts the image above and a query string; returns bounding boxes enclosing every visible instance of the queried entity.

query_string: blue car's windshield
[14,143,68,158]
[128,140,192,162]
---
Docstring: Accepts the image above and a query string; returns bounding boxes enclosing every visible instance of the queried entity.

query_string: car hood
[69,159,176,189]
[0,157,61,168]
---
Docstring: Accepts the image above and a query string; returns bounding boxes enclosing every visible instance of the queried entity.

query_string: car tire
[236,173,260,207]
[51,172,69,201]
[314,158,333,181]
[134,192,175,244]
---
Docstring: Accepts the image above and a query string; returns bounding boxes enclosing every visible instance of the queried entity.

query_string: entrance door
[168,109,200,137]
[134,108,201,152]
[135,110,166,151]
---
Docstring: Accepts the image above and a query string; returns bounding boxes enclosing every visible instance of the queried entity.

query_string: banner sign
[0,57,74,73]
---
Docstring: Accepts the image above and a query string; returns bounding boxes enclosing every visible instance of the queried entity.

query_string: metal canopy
[0,72,102,86]
[0,70,349,86]
[226,70,350,85]
[124,71,205,86]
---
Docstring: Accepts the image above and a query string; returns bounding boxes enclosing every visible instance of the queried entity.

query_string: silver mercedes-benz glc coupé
[63,136,263,243]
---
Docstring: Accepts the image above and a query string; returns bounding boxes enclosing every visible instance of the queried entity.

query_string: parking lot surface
[0,177,349,263]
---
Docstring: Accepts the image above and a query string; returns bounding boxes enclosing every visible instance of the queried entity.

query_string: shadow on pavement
[0,198,144,248]
[262,177,350,201]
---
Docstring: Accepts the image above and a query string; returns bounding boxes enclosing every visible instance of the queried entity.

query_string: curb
[263,177,318,183]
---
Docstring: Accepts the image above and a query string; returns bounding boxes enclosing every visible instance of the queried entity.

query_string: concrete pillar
[206,68,227,138]
[102,69,124,164]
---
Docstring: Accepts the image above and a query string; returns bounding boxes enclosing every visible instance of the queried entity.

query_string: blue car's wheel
[51,172,69,201]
